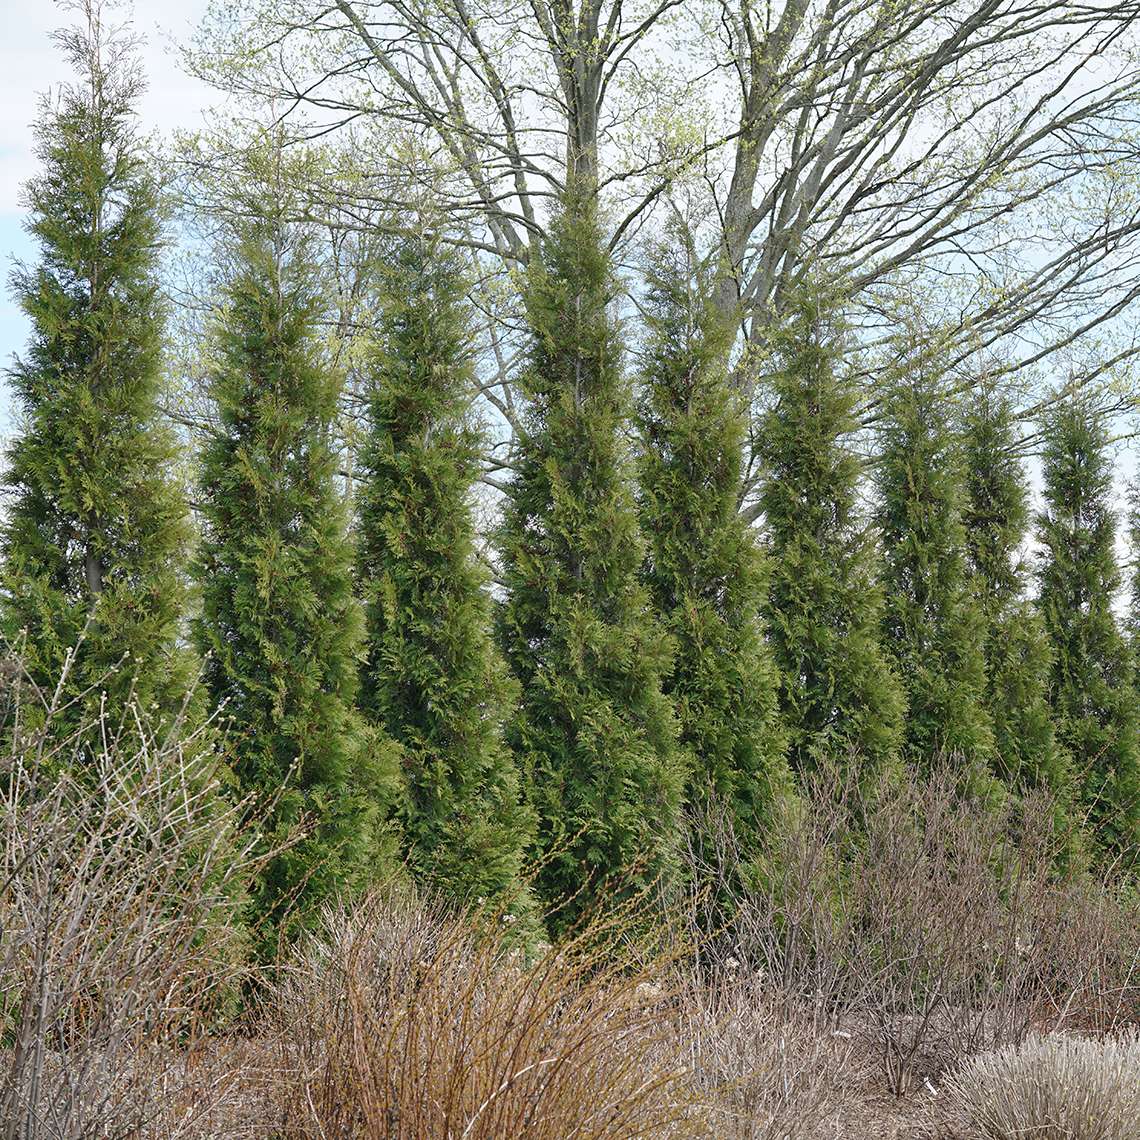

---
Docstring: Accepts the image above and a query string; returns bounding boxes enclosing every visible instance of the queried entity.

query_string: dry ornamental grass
[946,1030,1140,1140]
[266,893,700,1139]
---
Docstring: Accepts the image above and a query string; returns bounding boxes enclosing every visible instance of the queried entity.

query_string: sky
[0,0,216,428]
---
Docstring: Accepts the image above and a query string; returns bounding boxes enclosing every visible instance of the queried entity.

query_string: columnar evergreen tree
[758,300,904,781]
[497,189,683,926]
[962,384,1067,794]
[1125,479,1140,654]
[636,243,790,860]
[357,233,531,910]
[876,374,995,784]
[195,199,397,945]
[1037,397,1140,851]
[1,5,192,732]
[1126,479,1140,764]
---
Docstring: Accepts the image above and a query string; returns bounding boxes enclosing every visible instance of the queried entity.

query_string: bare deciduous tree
[184,0,1140,502]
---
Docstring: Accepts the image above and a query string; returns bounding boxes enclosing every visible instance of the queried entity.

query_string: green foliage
[636,243,789,853]
[876,374,995,788]
[961,384,1067,795]
[1125,479,1140,654]
[496,189,684,929]
[1036,397,1140,852]
[357,233,532,912]
[194,204,398,949]
[1,17,193,737]
[759,300,903,783]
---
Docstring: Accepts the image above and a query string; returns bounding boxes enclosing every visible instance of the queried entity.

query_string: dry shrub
[945,1029,1140,1140]
[685,769,1140,1098]
[0,651,262,1139]
[267,890,699,1139]
[675,966,854,1139]
[1028,868,1140,1032]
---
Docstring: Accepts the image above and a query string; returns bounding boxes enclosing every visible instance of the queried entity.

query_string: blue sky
[0,0,214,432]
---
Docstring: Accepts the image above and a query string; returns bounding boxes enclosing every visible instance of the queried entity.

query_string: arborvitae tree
[1126,478,1140,766]
[1125,479,1140,654]
[497,189,683,927]
[357,234,531,910]
[195,204,397,947]
[2,6,192,733]
[636,245,789,851]
[961,384,1067,794]
[876,374,996,786]
[1037,397,1140,852]
[759,301,904,782]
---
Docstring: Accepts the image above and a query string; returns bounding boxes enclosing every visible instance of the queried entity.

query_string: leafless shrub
[684,767,1140,1098]
[945,1030,1140,1140]
[266,888,700,1139]
[674,965,855,1139]
[0,649,263,1140]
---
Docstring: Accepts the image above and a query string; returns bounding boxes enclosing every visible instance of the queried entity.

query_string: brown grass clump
[945,1029,1140,1140]
[266,891,700,1139]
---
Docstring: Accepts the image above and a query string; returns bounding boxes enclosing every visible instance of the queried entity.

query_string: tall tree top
[2,0,192,732]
